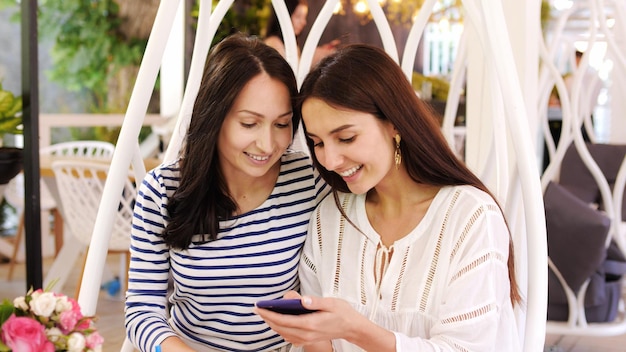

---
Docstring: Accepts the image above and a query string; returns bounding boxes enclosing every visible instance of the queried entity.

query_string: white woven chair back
[51,160,136,252]
[41,140,115,159]
[3,141,114,212]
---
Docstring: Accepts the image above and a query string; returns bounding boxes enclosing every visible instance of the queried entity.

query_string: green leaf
[0,117,23,135]
[0,299,15,325]
[0,86,22,135]
[0,90,15,116]
[0,340,11,352]
[6,96,22,118]
[44,278,60,292]
[0,0,18,11]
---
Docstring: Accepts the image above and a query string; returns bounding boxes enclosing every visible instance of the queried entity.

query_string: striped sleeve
[125,162,178,352]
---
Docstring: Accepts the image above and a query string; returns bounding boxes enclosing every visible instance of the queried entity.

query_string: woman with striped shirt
[125,33,328,352]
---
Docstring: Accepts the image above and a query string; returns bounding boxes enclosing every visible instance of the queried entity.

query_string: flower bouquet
[0,287,103,352]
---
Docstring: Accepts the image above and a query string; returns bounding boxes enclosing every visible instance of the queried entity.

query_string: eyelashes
[312,136,356,148]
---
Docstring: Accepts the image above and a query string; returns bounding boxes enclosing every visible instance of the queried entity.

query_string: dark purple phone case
[256,299,318,315]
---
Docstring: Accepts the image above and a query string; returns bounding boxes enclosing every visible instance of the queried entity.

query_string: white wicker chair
[41,140,116,159]
[51,159,136,298]
[2,140,115,281]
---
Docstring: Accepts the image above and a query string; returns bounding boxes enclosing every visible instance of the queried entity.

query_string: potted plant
[0,81,23,185]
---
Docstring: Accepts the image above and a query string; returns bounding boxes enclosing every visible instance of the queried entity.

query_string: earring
[394,134,402,169]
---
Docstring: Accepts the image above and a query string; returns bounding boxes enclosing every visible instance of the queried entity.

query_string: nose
[256,126,274,153]
[319,145,343,171]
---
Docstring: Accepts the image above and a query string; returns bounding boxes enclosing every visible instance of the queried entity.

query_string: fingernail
[302,296,312,306]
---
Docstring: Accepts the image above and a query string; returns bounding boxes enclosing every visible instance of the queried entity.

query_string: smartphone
[256,298,318,315]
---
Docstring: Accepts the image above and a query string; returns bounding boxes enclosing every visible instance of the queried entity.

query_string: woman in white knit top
[255,44,522,351]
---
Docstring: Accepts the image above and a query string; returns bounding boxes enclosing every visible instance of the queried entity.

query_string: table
[39,154,161,178]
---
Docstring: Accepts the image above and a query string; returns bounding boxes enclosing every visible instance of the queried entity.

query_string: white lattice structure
[75,1,551,351]
[538,0,626,338]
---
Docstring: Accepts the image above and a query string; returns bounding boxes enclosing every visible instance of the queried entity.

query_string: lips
[338,165,362,177]
[245,152,270,162]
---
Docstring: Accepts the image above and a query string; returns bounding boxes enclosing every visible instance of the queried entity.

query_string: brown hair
[299,44,521,305]
[163,33,299,249]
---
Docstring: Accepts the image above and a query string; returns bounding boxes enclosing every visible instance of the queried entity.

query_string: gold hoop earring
[394,134,402,169]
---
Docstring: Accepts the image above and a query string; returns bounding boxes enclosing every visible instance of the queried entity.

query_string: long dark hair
[163,33,299,249]
[298,44,521,305]
[265,0,307,40]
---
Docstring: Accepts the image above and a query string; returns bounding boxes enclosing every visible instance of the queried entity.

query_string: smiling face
[217,72,293,183]
[303,97,396,195]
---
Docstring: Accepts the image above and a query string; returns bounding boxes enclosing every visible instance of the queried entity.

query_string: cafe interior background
[1,0,626,351]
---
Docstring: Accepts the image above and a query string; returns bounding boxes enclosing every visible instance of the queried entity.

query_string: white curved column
[160,1,185,119]
[609,17,626,143]
[78,0,184,316]
[463,1,547,350]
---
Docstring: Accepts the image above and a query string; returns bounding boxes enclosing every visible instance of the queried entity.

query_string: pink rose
[59,309,80,333]
[59,298,91,334]
[67,297,82,316]
[76,317,92,331]
[85,331,104,349]
[1,315,54,352]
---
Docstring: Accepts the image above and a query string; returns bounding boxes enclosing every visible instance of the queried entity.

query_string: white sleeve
[392,331,439,352]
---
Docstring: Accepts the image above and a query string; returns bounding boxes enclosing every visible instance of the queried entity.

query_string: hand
[254,294,360,347]
[312,39,341,66]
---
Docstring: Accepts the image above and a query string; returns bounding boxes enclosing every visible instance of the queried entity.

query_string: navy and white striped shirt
[125,151,328,352]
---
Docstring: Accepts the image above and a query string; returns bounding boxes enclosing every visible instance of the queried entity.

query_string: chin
[346,184,370,195]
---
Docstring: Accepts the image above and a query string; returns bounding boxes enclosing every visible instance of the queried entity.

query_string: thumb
[300,295,323,311]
